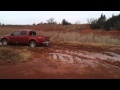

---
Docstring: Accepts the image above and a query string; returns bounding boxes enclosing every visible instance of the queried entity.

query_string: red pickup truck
[0,29,50,48]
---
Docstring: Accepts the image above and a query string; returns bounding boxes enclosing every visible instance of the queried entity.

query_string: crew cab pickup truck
[0,29,50,48]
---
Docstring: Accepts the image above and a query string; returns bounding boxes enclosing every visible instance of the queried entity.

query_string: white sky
[0,11,119,25]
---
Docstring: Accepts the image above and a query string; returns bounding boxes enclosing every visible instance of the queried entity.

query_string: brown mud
[0,43,120,79]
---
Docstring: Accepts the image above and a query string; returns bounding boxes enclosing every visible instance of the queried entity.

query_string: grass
[0,25,120,46]
[0,46,32,63]
[37,31,120,46]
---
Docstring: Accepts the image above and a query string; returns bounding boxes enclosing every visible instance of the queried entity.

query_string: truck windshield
[29,31,36,36]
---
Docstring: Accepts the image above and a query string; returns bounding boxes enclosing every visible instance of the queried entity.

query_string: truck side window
[12,31,19,36]
[29,31,36,36]
[21,31,27,35]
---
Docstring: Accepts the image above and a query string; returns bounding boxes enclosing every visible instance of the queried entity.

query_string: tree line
[36,18,71,25]
[36,13,120,31]
[1,13,120,31]
[88,13,120,31]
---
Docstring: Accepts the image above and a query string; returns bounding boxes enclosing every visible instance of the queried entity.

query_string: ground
[0,43,120,79]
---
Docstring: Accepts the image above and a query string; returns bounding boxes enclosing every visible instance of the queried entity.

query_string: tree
[114,21,120,30]
[62,19,71,25]
[33,23,35,25]
[97,14,106,29]
[46,17,57,24]
[87,18,97,24]
[88,14,106,29]
[104,14,120,30]
[87,18,98,29]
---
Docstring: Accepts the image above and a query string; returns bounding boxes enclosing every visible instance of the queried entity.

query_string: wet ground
[0,43,120,79]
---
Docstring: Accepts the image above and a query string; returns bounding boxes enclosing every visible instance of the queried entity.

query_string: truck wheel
[2,39,9,45]
[29,41,36,48]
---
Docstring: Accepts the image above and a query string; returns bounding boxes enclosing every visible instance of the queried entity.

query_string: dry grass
[0,46,32,63]
[37,31,120,46]
[0,25,120,46]
[0,26,19,36]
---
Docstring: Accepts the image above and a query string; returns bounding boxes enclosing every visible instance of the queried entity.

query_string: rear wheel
[2,39,9,45]
[29,41,36,48]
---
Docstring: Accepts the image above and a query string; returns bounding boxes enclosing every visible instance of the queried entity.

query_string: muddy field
[0,25,120,79]
[0,43,120,79]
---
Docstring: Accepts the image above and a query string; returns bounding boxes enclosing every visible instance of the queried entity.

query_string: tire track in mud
[0,44,120,79]
[48,45,120,77]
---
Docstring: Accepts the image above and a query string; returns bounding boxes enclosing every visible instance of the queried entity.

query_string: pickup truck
[0,29,50,48]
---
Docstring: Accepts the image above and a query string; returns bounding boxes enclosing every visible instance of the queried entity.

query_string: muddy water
[49,49,120,62]
[48,46,120,78]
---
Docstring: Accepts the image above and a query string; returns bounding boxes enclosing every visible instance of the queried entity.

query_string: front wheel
[29,41,37,48]
[2,39,9,45]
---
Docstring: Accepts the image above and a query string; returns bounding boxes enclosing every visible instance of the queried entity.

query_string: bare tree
[47,17,57,24]
[87,18,97,24]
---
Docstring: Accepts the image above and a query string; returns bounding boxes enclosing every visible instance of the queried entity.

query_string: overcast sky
[0,11,119,25]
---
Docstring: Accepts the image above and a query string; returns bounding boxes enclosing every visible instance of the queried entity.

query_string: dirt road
[0,44,120,79]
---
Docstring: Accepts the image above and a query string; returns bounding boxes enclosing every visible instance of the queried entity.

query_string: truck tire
[29,40,36,48]
[2,39,9,45]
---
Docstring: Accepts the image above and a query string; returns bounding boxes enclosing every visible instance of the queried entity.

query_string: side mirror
[11,33,13,36]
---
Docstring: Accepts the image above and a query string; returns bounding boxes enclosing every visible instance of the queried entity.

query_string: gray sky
[0,11,120,25]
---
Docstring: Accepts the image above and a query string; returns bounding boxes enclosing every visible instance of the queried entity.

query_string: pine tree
[96,14,106,29]
[104,13,120,30]
[62,19,71,25]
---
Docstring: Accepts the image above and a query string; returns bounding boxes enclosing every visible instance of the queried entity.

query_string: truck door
[18,31,28,44]
[9,31,20,44]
